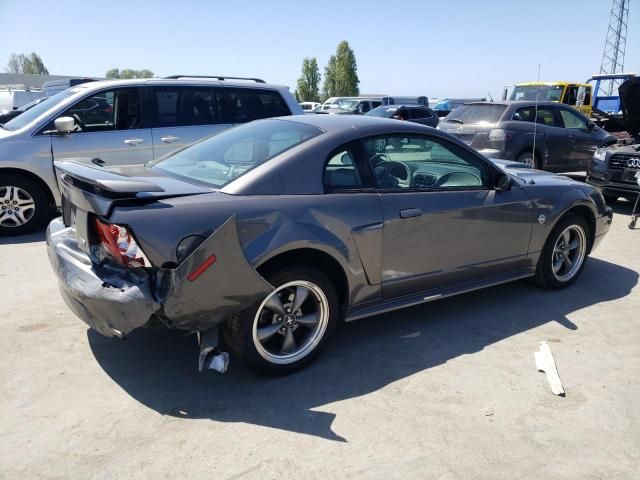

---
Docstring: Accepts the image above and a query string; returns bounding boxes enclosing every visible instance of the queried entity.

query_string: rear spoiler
[55,160,165,196]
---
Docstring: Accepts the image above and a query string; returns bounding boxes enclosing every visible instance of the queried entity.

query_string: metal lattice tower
[599,0,630,95]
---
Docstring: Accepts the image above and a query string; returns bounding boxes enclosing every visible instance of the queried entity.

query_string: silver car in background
[0,76,302,235]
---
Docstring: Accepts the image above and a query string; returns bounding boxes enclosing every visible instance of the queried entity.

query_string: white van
[0,87,45,112]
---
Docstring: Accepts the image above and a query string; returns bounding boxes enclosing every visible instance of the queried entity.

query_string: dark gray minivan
[437,101,616,171]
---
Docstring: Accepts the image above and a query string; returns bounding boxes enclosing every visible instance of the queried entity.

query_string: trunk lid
[56,160,212,217]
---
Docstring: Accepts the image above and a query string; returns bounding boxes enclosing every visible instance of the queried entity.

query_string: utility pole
[599,0,630,95]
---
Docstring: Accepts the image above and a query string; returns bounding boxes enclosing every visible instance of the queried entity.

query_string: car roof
[274,113,435,135]
[73,78,289,92]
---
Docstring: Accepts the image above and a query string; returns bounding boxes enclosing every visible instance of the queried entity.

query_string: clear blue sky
[1,0,638,99]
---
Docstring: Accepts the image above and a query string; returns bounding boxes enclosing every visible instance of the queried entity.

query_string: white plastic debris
[534,341,565,396]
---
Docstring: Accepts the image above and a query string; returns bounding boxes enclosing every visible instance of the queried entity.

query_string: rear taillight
[94,218,151,268]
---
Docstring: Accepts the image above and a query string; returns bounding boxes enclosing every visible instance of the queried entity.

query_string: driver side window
[62,88,141,133]
[363,135,491,190]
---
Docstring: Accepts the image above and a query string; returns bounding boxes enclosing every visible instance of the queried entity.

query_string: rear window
[366,106,396,118]
[445,104,507,124]
[152,119,323,188]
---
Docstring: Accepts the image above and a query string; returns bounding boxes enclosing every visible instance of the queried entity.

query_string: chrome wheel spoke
[291,286,310,313]
[257,322,282,342]
[0,211,12,225]
[264,293,286,316]
[564,255,573,269]
[553,258,564,273]
[562,230,571,245]
[567,239,579,251]
[297,312,319,327]
[281,328,297,353]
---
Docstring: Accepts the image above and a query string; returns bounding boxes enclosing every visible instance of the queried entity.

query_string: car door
[49,87,153,166]
[361,133,533,298]
[557,106,601,169]
[148,85,231,158]
[513,106,572,170]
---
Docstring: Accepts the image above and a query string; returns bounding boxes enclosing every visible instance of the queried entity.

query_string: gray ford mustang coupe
[47,115,612,375]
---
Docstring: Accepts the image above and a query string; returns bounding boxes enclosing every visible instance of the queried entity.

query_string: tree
[322,41,359,98]
[295,57,321,103]
[105,68,155,79]
[5,52,49,75]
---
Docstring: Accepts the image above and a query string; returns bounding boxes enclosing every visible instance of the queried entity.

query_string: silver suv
[0,76,303,235]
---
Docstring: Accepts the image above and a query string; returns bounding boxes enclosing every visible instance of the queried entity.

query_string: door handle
[400,208,423,219]
[160,136,180,143]
[124,138,144,145]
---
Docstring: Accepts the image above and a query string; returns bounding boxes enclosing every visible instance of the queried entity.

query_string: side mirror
[587,121,596,131]
[54,116,75,134]
[495,172,512,192]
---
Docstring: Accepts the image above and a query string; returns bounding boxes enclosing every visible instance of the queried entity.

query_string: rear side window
[221,88,291,123]
[149,86,222,127]
[153,119,321,188]
[513,107,560,127]
[324,145,363,191]
[446,104,506,124]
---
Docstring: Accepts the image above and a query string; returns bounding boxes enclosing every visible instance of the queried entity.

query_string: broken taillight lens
[94,218,152,268]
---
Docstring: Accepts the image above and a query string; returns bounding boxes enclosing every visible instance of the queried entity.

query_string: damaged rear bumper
[47,215,275,338]
[47,219,160,337]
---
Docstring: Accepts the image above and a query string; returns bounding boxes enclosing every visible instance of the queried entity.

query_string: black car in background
[366,104,439,127]
[587,77,640,202]
[438,101,616,172]
[0,97,47,124]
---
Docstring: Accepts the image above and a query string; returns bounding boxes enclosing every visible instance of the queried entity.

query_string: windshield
[510,85,564,102]
[366,106,396,118]
[152,119,323,188]
[336,99,359,110]
[2,88,81,131]
[445,104,507,124]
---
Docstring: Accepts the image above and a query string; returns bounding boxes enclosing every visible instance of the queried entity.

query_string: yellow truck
[502,82,592,116]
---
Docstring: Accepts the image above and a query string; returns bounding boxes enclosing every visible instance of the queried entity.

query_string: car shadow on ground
[0,229,46,245]
[88,258,638,441]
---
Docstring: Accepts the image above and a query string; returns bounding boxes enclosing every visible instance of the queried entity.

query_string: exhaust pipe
[197,328,229,373]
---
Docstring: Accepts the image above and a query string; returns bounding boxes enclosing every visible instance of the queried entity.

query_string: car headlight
[593,148,607,161]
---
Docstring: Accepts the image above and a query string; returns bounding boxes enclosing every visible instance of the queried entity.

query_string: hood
[619,77,640,135]
[503,167,582,187]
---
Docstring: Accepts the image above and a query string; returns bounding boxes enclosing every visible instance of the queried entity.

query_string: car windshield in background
[445,104,507,124]
[366,106,396,118]
[336,100,358,109]
[2,88,81,131]
[152,119,323,188]
[510,85,564,102]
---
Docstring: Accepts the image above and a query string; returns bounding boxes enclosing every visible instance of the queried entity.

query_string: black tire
[222,265,339,376]
[517,151,541,170]
[534,213,591,289]
[0,173,51,236]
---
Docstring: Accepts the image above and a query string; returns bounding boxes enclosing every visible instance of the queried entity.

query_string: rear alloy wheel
[534,213,590,289]
[0,174,50,236]
[223,266,339,375]
[517,151,540,169]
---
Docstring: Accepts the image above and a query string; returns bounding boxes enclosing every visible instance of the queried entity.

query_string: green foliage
[322,41,359,98]
[295,57,321,103]
[105,68,155,79]
[5,52,49,75]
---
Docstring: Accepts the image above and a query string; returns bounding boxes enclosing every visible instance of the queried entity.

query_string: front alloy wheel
[0,186,36,228]
[534,213,590,289]
[550,225,587,282]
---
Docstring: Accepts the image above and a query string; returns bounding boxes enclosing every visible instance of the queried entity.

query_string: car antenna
[487,92,494,102]
[532,64,541,167]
